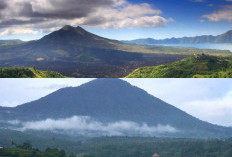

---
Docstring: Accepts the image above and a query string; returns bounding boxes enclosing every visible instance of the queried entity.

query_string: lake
[153,43,232,52]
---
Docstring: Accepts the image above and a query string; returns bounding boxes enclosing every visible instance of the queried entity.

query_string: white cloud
[180,90,232,126]
[202,5,232,22]
[200,19,205,23]
[8,120,21,125]
[0,28,38,36]
[0,0,172,32]
[18,116,178,136]
[77,1,173,29]
[1,101,20,107]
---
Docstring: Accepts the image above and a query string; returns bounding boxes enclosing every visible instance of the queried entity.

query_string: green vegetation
[53,50,70,57]
[0,41,25,49]
[36,58,45,61]
[73,137,232,157]
[0,129,82,155]
[116,43,231,56]
[0,67,66,78]
[0,142,76,157]
[2,137,232,157]
[127,54,232,78]
[75,53,100,62]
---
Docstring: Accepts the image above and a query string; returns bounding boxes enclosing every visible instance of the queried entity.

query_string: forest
[1,137,232,157]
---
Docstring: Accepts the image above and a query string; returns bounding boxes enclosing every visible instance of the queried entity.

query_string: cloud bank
[0,28,38,36]
[180,90,232,127]
[13,116,178,136]
[0,0,173,35]
[202,5,232,22]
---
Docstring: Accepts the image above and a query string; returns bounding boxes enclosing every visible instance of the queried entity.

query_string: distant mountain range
[0,79,231,138]
[0,39,22,44]
[0,25,187,78]
[123,30,232,45]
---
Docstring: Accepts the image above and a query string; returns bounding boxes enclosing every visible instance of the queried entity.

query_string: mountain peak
[61,25,75,31]
[61,25,86,32]
[90,78,128,84]
[80,78,133,90]
[38,24,116,49]
[58,25,90,36]
[76,26,85,30]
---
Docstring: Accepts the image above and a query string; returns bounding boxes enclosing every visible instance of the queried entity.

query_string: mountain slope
[124,30,232,44]
[38,25,120,49]
[1,79,231,138]
[0,39,22,44]
[126,54,232,78]
[25,25,121,60]
[0,26,120,62]
[0,128,80,154]
[216,30,232,43]
[0,67,67,78]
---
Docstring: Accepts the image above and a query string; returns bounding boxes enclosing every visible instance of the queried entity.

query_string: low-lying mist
[8,116,178,137]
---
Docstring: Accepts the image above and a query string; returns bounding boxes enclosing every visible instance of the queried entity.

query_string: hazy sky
[0,0,231,40]
[0,79,232,127]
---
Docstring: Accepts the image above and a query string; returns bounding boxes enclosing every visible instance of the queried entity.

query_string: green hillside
[0,148,70,157]
[0,67,66,78]
[127,54,232,78]
[1,137,232,157]
[0,143,76,157]
[0,128,232,157]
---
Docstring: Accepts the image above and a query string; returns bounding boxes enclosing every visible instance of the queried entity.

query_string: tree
[58,150,66,157]
[18,142,33,150]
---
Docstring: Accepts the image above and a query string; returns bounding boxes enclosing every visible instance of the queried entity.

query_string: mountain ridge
[123,30,232,45]
[0,39,22,44]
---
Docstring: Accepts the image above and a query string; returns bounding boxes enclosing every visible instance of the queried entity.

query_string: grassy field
[127,54,232,78]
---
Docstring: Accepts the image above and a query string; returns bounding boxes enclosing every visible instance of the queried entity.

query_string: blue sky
[0,79,232,127]
[0,0,231,41]
[88,0,232,40]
